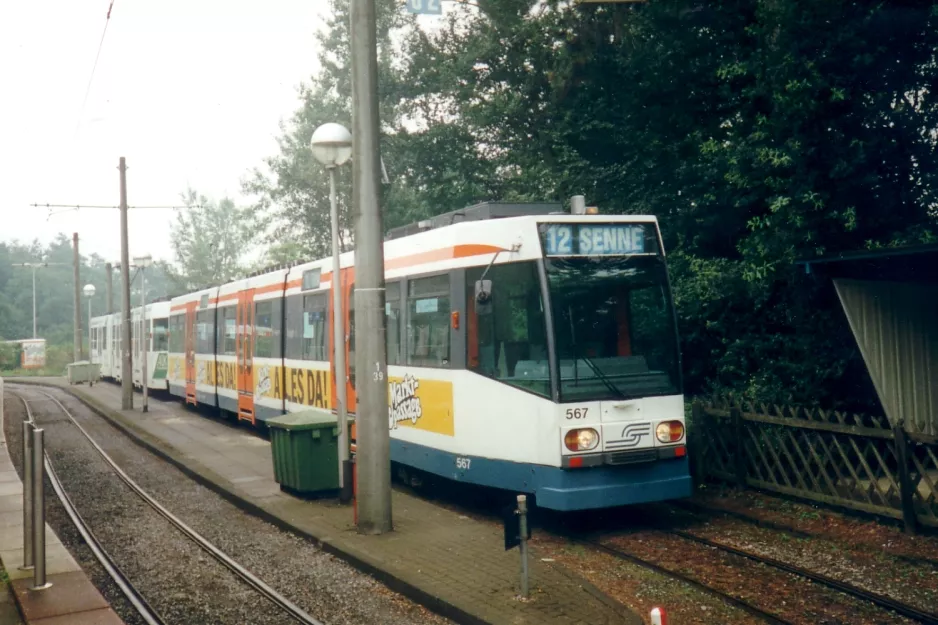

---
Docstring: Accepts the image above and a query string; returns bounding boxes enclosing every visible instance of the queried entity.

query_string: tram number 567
[565,408,589,420]
[456,457,472,470]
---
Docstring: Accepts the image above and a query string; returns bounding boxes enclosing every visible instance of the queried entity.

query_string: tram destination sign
[405,0,442,14]
[542,223,651,256]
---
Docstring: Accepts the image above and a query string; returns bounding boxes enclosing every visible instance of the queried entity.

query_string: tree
[0,234,176,370]
[245,0,938,409]
[170,188,255,290]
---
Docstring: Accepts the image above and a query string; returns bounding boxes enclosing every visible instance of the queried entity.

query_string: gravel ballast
[5,386,452,625]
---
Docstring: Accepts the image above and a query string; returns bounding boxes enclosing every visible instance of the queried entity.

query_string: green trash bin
[267,409,340,495]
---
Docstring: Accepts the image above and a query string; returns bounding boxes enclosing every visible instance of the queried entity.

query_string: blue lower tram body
[169,385,693,511]
[391,439,693,511]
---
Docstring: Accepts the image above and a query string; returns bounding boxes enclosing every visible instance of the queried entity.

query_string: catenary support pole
[350,0,391,534]
[329,166,350,501]
[72,233,81,361]
[106,262,114,314]
[31,266,37,338]
[141,268,148,413]
[120,157,133,410]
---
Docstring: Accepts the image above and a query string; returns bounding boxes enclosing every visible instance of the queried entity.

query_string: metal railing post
[517,495,529,598]
[31,428,51,590]
[20,422,34,570]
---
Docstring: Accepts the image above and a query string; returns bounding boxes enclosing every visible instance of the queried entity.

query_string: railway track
[668,527,938,624]
[576,535,795,625]
[669,499,938,571]
[17,393,166,625]
[12,386,326,625]
[577,524,938,625]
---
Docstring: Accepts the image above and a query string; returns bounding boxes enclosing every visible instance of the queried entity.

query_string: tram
[98,200,692,510]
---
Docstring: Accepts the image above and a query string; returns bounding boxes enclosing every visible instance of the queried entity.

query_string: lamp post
[133,255,153,413]
[311,122,353,502]
[83,284,96,360]
[12,262,66,338]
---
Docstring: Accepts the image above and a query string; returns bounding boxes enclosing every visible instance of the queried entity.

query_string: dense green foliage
[169,188,257,290]
[249,0,938,410]
[0,236,177,370]
[4,2,936,409]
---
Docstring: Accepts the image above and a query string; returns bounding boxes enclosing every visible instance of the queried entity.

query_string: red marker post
[650,607,667,625]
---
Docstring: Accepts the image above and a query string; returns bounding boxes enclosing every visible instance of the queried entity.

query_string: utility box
[66,361,101,386]
[267,409,343,495]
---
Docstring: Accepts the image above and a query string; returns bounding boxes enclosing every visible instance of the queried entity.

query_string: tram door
[331,269,357,415]
[342,272,357,446]
[236,288,257,424]
[184,302,197,405]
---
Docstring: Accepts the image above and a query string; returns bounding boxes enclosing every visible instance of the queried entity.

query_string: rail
[34,389,325,625]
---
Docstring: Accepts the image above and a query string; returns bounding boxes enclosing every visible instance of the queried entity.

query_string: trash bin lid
[267,408,337,431]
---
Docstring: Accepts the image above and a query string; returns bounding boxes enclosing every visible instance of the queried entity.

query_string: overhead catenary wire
[30,203,201,221]
[75,0,117,138]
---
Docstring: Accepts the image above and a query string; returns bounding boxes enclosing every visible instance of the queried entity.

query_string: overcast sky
[0,0,334,264]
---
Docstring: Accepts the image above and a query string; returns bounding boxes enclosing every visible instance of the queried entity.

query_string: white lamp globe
[311,123,353,168]
[83,284,96,298]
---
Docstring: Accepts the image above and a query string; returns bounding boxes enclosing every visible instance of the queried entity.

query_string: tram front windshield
[545,256,680,402]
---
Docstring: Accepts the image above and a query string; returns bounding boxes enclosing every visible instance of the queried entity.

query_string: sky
[0,0,332,265]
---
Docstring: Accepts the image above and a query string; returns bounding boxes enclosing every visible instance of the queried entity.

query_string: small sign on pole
[405,0,442,15]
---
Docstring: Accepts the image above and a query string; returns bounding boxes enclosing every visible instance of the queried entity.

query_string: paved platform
[0,383,124,625]
[20,378,639,625]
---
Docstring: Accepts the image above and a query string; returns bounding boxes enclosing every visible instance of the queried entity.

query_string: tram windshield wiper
[579,354,626,400]
[566,304,624,399]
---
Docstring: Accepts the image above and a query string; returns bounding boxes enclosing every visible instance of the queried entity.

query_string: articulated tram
[90,302,171,391]
[93,201,692,511]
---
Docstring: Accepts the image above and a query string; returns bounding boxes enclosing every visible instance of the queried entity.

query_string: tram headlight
[564,428,599,452]
[656,420,685,443]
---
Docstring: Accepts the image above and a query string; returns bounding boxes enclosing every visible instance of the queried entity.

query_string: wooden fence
[691,398,938,532]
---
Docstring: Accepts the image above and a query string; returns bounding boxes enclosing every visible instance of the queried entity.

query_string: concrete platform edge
[16,381,495,625]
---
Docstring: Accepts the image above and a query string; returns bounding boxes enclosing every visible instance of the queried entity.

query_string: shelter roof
[797,243,938,283]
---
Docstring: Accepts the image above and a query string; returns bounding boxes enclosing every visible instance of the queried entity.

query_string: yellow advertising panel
[388,374,454,437]
[169,355,185,382]
[254,364,331,410]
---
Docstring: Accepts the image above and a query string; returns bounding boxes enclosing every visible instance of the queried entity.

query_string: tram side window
[466,262,549,398]
[407,274,450,368]
[196,310,214,354]
[386,283,402,366]
[255,300,274,358]
[169,315,183,353]
[302,294,327,361]
[217,306,236,355]
[153,319,169,351]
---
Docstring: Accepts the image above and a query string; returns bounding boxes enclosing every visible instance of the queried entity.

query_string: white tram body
[91,303,170,392]
[159,202,692,511]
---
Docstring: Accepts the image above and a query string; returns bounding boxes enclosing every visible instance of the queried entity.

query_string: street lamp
[133,255,153,413]
[311,122,353,502]
[83,284,96,360]
[13,261,67,338]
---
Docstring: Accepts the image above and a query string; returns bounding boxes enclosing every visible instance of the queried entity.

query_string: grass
[0,368,64,378]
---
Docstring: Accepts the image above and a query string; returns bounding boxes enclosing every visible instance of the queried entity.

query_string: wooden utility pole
[119,157,133,410]
[72,233,82,361]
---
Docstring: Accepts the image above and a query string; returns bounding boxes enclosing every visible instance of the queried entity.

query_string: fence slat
[696,398,937,534]
[738,411,894,439]
[892,422,918,534]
